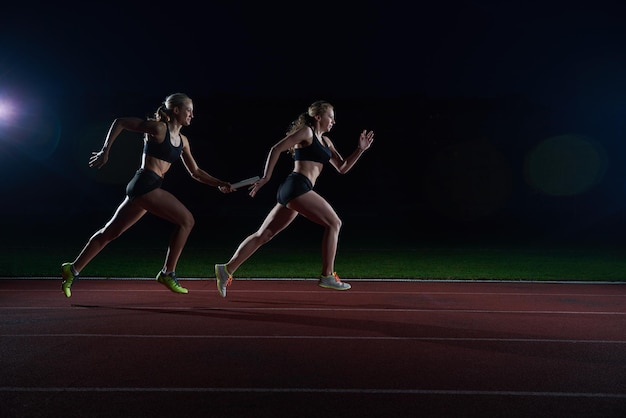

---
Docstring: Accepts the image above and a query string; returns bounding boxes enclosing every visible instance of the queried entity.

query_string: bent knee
[181,213,195,230]
[327,217,342,231]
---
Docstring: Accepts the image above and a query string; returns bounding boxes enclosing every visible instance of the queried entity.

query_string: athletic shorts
[126,168,163,201]
[277,172,313,206]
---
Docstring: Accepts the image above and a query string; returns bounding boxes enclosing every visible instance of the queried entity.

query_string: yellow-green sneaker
[61,262,78,298]
[156,271,188,294]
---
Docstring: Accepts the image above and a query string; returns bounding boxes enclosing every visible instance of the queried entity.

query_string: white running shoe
[318,272,351,290]
[215,264,233,297]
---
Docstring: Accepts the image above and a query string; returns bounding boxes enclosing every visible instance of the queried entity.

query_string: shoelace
[225,276,233,287]
[163,273,183,288]
[332,272,341,282]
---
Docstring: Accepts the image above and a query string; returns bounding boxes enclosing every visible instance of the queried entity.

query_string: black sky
[3,1,625,100]
[3,0,626,242]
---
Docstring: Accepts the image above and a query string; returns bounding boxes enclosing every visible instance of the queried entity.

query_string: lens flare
[0,97,17,123]
[0,91,61,161]
[525,134,607,196]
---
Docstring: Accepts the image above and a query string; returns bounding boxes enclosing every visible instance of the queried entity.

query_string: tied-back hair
[151,93,192,122]
[287,100,333,157]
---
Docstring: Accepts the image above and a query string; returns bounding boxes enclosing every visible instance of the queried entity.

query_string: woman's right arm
[248,127,309,197]
[89,117,161,169]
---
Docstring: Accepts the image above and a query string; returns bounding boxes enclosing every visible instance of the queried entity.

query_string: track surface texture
[1,278,625,418]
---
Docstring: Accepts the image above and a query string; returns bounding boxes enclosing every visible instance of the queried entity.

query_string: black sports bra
[143,123,183,163]
[294,127,331,164]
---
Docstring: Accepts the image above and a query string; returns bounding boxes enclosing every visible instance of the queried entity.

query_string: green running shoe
[61,262,78,298]
[156,271,188,294]
[318,272,351,290]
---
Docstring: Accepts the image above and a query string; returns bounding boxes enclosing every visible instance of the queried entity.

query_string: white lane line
[0,387,624,398]
[3,289,626,297]
[2,306,625,315]
[8,277,626,284]
[2,334,625,344]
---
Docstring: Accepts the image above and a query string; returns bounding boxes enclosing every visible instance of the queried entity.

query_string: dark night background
[2,0,626,248]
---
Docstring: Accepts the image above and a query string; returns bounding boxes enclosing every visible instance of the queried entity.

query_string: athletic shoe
[215,264,233,298]
[61,262,78,298]
[156,271,188,294]
[318,272,351,290]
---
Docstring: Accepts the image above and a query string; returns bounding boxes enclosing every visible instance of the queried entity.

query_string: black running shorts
[276,172,313,206]
[126,169,163,201]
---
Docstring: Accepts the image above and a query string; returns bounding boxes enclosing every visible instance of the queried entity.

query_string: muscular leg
[72,197,147,273]
[134,188,195,273]
[226,204,298,274]
[287,192,342,277]
[72,188,194,275]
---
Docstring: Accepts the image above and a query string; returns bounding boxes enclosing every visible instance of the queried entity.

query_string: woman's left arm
[328,129,374,174]
[180,135,232,193]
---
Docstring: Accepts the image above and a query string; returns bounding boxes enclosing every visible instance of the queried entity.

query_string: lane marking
[0,387,624,398]
[7,277,626,284]
[2,306,625,315]
[3,289,626,297]
[2,334,625,344]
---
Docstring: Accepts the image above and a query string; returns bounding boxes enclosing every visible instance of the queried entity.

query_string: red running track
[1,278,625,418]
